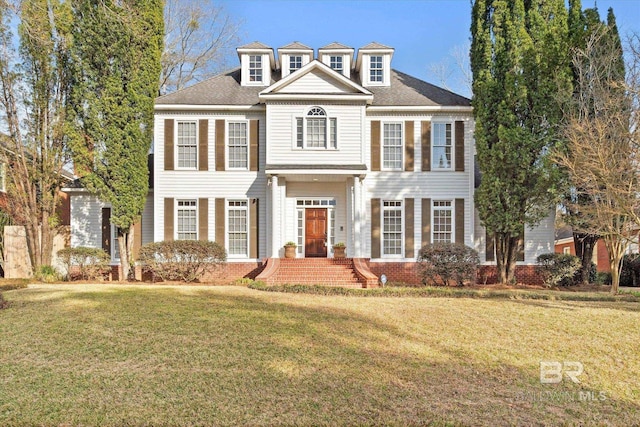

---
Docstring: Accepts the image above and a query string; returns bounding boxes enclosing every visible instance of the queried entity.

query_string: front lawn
[1,284,638,425]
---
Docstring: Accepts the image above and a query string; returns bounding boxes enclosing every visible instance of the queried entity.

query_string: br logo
[540,361,584,384]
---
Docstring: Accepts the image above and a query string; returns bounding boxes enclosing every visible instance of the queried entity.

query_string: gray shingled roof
[319,42,353,50]
[360,42,393,50]
[155,66,470,107]
[279,41,312,50]
[237,41,272,50]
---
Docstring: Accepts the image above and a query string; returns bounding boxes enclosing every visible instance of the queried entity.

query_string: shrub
[536,253,581,287]
[595,271,612,285]
[138,240,226,282]
[619,254,640,287]
[57,247,111,281]
[417,243,480,286]
[35,265,60,283]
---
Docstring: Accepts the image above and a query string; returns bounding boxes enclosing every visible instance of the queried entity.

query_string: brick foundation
[477,265,544,285]
[368,262,421,285]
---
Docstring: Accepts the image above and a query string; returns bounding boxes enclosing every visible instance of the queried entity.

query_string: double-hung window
[295,107,337,149]
[111,225,120,261]
[382,123,403,170]
[432,200,453,243]
[177,121,197,169]
[329,56,343,74]
[433,123,452,169]
[382,201,403,256]
[228,122,248,169]
[370,55,383,83]
[289,56,302,74]
[249,55,262,82]
[227,200,248,257]
[177,200,197,240]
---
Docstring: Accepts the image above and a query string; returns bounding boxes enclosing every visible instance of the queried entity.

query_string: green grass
[1,284,639,426]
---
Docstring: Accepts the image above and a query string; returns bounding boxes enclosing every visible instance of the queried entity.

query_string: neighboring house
[66,41,555,285]
[554,225,639,273]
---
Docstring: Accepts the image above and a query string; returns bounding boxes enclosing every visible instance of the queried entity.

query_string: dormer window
[295,106,337,150]
[370,56,383,83]
[289,56,302,74]
[329,56,343,74]
[249,55,263,82]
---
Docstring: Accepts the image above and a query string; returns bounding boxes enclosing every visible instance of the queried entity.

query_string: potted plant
[333,242,346,258]
[284,241,297,258]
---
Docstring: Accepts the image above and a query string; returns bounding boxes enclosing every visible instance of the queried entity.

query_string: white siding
[265,103,365,165]
[474,208,556,265]
[70,193,104,248]
[153,112,268,259]
[278,70,358,94]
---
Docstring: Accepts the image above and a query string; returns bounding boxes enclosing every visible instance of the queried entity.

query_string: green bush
[619,254,640,287]
[35,265,60,283]
[537,253,581,287]
[595,271,612,285]
[138,240,226,282]
[417,243,480,286]
[57,247,111,281]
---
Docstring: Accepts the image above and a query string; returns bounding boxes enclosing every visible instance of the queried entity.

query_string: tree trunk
[603,236,625,295]
[117,224,135,281]
[573,232,598,285]
[495,232,519,284]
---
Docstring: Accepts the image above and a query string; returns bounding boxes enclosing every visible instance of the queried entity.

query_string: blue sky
[220,0,640,97]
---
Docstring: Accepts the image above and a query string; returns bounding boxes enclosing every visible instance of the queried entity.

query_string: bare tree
[427,41,472,97]
[161,0,240,94]
[0,0,71,273]
[555,29,639,294]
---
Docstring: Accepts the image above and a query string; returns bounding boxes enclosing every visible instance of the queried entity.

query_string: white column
[270,175,279,257]
[353,176,362,258]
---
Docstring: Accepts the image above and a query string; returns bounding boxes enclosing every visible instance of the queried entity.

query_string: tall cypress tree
[471,0,571,283]
[68,1,163,280]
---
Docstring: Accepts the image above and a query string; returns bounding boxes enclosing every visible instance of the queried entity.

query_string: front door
[305,208,327,257]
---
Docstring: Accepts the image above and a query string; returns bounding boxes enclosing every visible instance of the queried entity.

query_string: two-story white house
[68,41,555,285]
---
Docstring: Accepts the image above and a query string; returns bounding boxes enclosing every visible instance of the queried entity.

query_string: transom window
[433,200,453,243]
[329,56,343,74]
[249,55,262,82]
[383,123,403,170]
[370,55,383,83]
[227,200,248,257]
[177,200,197,240]
[295,107,337,149]
[228,122,248,169]
[177,121,197,169]
[383,201,403,256]
[289,56,302,74]
[433,123,452,169]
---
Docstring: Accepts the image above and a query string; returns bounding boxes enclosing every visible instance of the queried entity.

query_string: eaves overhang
[154,104,265,112]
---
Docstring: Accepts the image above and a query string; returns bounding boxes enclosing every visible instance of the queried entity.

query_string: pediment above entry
[259,60,373,104]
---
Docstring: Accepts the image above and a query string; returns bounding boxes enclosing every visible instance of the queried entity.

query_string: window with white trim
[432,200,453,243]
[329,56,343,74]
[295,107,337,149]
[563,247,570,255]
[111,224,120,261]
[289,56,302,74]
[249,55,262,82]
[227,122,248,169]
[227,200,248,257]
[370,55,383,83]
[432,123,452,169]
[383,123,403,170]
[383,201,403,256]
[177,121,197,169]
[177,200,197,240]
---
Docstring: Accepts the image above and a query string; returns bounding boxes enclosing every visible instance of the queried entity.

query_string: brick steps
[263,258,362,286]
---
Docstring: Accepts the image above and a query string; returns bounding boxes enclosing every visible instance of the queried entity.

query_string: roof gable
[260,60,372,99]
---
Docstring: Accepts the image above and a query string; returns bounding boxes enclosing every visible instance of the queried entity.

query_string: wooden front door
[305,208,327,257]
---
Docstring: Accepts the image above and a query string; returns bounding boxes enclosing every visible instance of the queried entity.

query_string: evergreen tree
[68,0,163,280]
[471,0,571,283]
